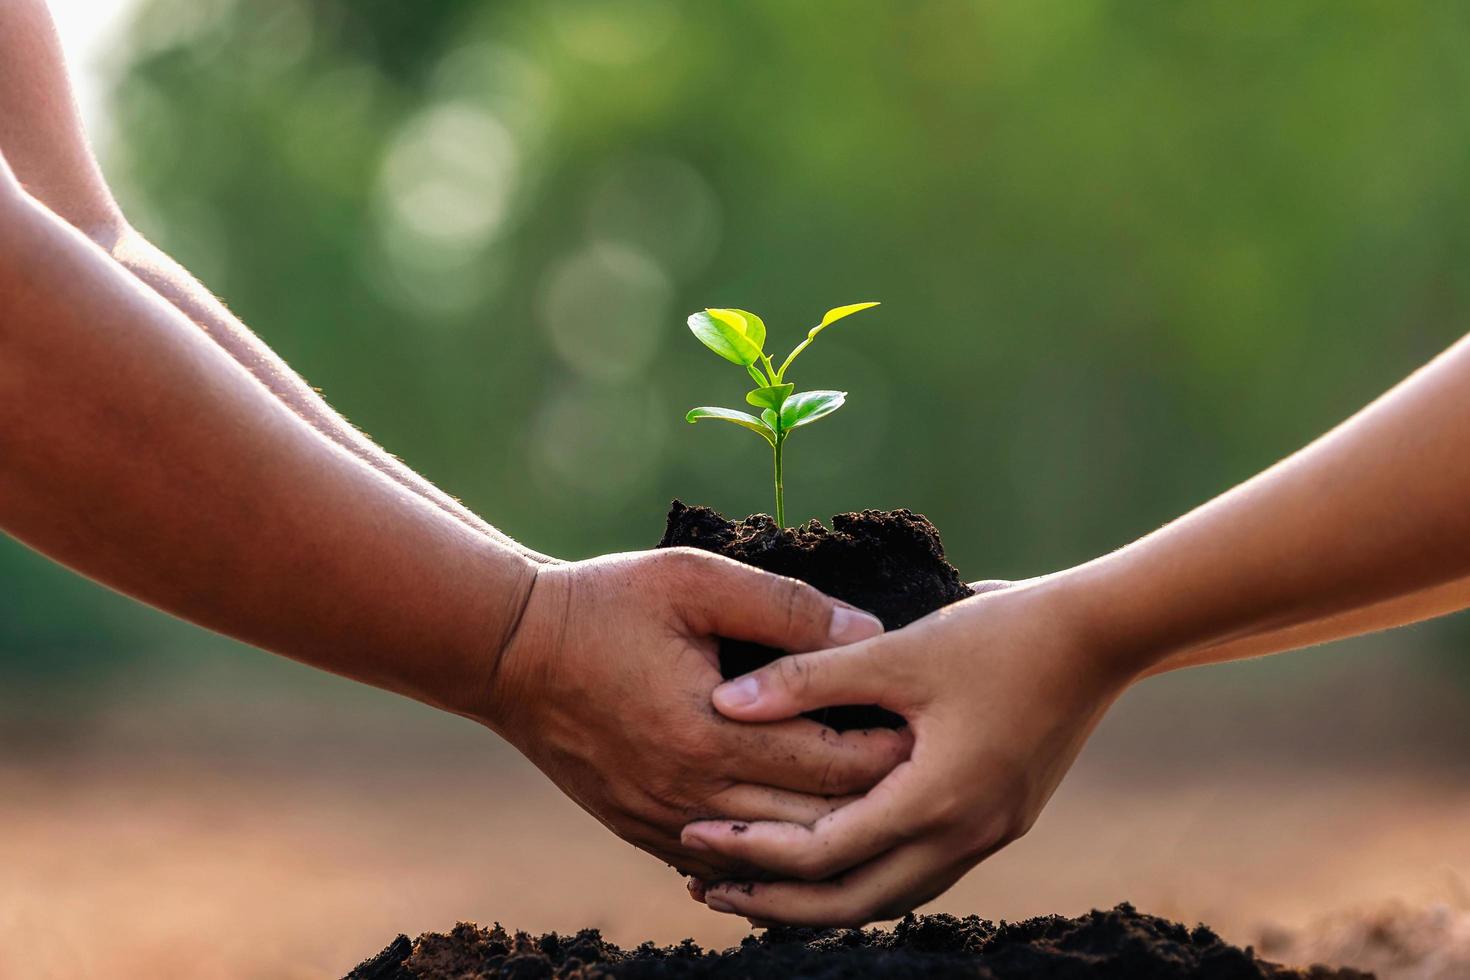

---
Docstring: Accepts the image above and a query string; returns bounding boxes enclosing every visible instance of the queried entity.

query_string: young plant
[684,301,879,527]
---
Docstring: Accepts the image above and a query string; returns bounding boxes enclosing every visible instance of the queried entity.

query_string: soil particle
[346,904,1372,979]
[657,501,974,729]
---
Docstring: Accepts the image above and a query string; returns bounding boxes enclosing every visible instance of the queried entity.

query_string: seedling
[684,302,879,527]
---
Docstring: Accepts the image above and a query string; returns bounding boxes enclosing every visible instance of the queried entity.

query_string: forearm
[1067,333,1470,675]
[1143,574,1470,674]
[100,225,557,564]
[0,185,535,719]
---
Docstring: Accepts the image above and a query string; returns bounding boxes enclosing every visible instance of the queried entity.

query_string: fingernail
[682,833,711,852]
[829,606,884,645]
[714,676,761,710]
[706,894,736,914]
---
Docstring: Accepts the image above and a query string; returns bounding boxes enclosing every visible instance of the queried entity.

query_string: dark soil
[345,904,1371,979]
[656,501,974,729]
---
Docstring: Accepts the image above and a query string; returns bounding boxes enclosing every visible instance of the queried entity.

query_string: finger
[700,782,862,825]
[711,638,912,723]
[703,840,976,928]
[624,790,857,881]
[723,718,913,795]
[641,839,727,881]
[659,787,867,881]
[684,762,924,882]
[966,579,1012,596]
[687,878,785,926]
[671,550,883,652]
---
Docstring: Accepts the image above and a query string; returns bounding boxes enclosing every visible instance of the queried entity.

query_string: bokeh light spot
[378,101,519,250]
[585,155,722,278]
[547,0,679,67]
[531,381,668,502]
[539,242,672,381]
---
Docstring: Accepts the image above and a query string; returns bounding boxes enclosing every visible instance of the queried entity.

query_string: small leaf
[686,406,776,446]
[688,310,762,366]
[806,301,880,341]
[745,383,795,410]
[728,309,767,351]
[781,389,846,429]
[761,407,780,433]
[775,301,882,380]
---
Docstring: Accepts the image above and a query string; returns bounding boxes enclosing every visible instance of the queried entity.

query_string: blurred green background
[7,0,1470,683]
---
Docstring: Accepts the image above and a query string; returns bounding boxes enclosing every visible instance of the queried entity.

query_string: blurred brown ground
[3,636,1468,980]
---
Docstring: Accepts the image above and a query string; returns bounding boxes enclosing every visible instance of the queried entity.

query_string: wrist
[1034,556,1184,683]
[430,547,543,729]
[462,556,571,738]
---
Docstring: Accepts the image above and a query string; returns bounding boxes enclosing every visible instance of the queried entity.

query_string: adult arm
[0,0,553,561]
[0,160,532,714]
[686,330,1470,925]
[0,164,906,877]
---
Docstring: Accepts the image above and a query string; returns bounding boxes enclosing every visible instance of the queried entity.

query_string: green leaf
[688,310,763,366]
[806,301,880,341]
[745,383,794,410]
[686,406,776,446]
[776,301,881,380]
[728,309,766,351]
[780,390,846,429]
[761,407,780,433]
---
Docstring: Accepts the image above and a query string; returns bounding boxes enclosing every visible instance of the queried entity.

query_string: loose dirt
[347,904,1370,979]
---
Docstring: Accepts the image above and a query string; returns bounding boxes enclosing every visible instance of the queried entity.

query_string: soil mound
[346,904,1370,979]
[657,501,973,729]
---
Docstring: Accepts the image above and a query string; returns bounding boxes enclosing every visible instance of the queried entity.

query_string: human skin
[0,3,909,878]
[0,0,551,561]
[686,329,1470,925]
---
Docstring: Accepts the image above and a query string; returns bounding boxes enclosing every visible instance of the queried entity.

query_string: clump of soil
[346,904,1371,979]
[657,501,974,729]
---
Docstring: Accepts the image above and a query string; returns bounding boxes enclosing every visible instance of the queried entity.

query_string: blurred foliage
[7,0,1470,678]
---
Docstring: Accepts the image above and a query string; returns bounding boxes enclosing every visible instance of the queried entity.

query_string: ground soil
[657,500,974,729]
[345,904,1371,979]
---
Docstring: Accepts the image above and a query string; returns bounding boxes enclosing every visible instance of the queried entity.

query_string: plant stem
[776,339,810,381]
[772,436,785,527]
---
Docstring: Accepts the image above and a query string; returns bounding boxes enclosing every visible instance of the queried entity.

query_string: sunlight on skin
[44,0,139,138]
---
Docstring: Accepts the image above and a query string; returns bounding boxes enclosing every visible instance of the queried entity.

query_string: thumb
[677,552,883,654]
[711,640,901,722]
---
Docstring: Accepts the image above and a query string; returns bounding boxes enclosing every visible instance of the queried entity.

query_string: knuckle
[666,726,703,756]
[777,575,823,638]
[1003,809,1035,844]
[826,751,880,795]
[664,547,714,580]
[925,785,968,826]
[815,757,846,795]
[679,735,728,775]
[965,810,1022,859]
[639,779,685,817]
[774,654,812,697]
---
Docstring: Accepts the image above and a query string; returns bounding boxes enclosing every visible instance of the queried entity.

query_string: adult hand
[681,573,1137,925]
[480,548,912,879]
